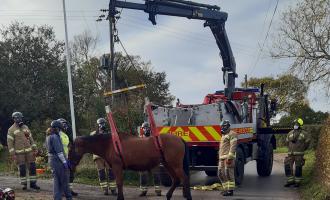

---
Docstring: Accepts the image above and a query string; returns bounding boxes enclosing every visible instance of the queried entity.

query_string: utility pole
[108,1,116,106]
[62,0,77,139]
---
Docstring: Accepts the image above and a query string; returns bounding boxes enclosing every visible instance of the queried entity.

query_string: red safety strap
[146,103,163,152]
[105,106,126,167]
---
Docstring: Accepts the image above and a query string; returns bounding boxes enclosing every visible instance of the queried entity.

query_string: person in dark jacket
[46,120,72,200]
[57,118,78,196]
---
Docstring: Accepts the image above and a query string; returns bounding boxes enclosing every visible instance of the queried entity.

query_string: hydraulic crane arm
[109,0,237,98]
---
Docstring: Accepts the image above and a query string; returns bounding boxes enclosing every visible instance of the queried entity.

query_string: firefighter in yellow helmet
[7,112,40,190]
[284,118,310,187]
[91,118,117,195]
[217,120,237,196]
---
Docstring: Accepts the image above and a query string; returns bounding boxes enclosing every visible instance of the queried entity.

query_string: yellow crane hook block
[191,183,223,191]
[104,84,146,96]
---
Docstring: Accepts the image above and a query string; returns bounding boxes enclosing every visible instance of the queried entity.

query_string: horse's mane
[78,132,136,143]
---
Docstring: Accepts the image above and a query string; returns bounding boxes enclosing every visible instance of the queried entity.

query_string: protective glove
[63,162,69,170]
[66,160,72,170]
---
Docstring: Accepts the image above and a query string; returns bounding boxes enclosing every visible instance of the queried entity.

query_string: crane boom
[109,0,237,98]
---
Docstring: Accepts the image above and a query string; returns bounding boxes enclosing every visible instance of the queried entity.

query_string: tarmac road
[0,154,300,200]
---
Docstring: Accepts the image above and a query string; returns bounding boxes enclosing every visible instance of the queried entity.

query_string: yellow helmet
[294,118,304,126]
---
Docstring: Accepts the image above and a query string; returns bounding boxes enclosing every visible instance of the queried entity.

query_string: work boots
[110,188,117,195]
[294,183,300,188]
[103,188,109,195]
[155,189,161,196]
[30,183,40,190]
[284,182,295,187]
[71,190,78,196]
[223,190,233,196]
[155,186,161,196]
[22,184,27,190]
[139,190,147,197]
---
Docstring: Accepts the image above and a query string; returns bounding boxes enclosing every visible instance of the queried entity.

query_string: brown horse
[68,132,192,200]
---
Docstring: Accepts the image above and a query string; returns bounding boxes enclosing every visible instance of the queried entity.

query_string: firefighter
[91,118,117,195]
[7,112,40,190]
[139,122,162,197]
[284,118,309,187]
[46,120,72,200]
[57,118,78,196]
[217,120,237,196]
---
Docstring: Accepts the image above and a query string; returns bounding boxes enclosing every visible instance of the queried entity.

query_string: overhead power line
[248,0,280,75]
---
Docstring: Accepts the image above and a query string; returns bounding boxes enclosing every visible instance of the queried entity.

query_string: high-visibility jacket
[90,130,109,160]
[286,129,309,156]
[7,124,37,156]
[218,130,237,160]
[60,131,70,157]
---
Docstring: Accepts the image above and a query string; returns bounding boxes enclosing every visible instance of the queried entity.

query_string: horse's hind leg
[167,177,180,200]
[164,164,179,200]
[182,173,192,200]
[112,165,124,200]
[174,167,192,200]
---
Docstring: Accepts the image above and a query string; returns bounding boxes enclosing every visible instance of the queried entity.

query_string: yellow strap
[104,84,146,96]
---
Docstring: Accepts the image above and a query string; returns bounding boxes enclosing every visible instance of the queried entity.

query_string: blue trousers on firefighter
[49,157,72,200]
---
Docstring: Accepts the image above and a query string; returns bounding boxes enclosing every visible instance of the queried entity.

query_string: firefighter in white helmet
[90,118,117,195]
[217,120,237,196]
[7,112,40,190]
[139,122,162,197]
[284,118,310,187]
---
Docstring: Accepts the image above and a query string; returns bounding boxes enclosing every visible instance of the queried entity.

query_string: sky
[0,0,329,112]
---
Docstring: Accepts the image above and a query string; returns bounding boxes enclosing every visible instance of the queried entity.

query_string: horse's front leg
[112,165,124,200]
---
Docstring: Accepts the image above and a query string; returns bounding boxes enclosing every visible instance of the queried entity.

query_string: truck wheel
[235,147,245,185]
[159,168,172,186]
[205,170,217,177]
[257,143,273,176]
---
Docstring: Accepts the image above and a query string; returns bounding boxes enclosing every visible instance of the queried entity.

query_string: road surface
[0,154,300,200]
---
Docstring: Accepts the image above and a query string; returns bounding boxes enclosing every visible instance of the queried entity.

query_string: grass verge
[300,150,330,200]
[274,146,288,154]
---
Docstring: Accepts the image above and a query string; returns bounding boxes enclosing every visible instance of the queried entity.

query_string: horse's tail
[182,139,190,176]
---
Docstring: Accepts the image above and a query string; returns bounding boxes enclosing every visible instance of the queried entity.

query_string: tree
[70,31,174,133]
[243,74,308,112]
[71,30,98,68]
[278,102,328,126]
[271,0,330,90]
[0,23,68,144]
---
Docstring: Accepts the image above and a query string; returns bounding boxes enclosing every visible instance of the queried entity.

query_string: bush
[315,118,330,192]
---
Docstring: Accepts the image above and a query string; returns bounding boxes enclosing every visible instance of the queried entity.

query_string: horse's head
[68,138,84,172]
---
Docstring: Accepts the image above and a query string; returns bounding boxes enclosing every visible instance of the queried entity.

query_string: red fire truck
[107,0,291,186]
